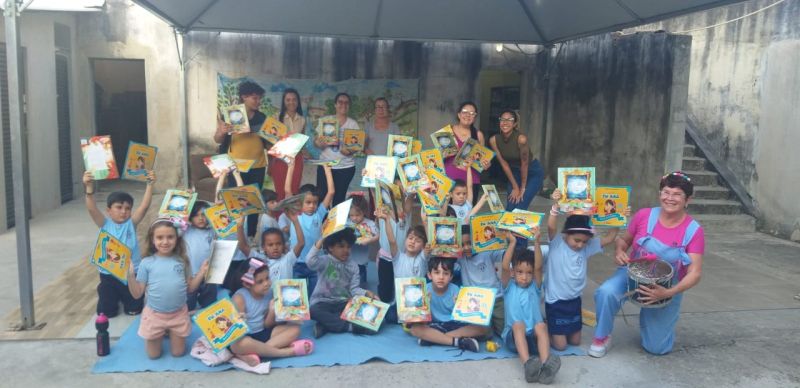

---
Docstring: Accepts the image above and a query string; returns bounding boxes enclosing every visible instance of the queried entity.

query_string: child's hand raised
[423,243,432,256]
[285,208,299,221]
[550,188,562,202]
[82,171,95,186]
[624,206,632,218]
[146,170,157,185]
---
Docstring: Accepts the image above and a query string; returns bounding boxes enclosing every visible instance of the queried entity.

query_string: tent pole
[175,29,190,187]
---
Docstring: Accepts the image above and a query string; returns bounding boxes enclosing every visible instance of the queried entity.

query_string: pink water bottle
[96,313,110,356]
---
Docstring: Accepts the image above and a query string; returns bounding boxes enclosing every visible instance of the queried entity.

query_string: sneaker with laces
[456,337,480,353]
[588,336,611,358]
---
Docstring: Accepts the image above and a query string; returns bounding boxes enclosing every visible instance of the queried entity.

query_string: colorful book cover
[397,154,429,194]
[81,136,119,180]
[592,185,631,228]
[453,138,479,169]
[307,159,341,167]
[470,213,508,253]
[482,184,504,213]
[411,140,422,155]
[318,118,339,146]
[233,158,256,173]
[424,168,455,206]
[419,148,445,174]
[395,277,431,323]
[497,209,544,240]
[360,155,397,188]
[122,141,157,182]
[470,143,495,173]
[268,133,309,163]
[351,220,376,244]
[258,116,288,144]
[387,134,414,159]
[375,180,400,221]
[204,154,237,178]
[427,217,461,258]
[205,240,238,284]
[340,295,390,331]
[274,193,305,212]
[342,128,366,153]
[417,188,441,215]
[221,104,250,134]
[204,203,237,238]
[273,279,311,321]
[321,198,352,239]
[192,298,249,353]
[158,189,197,219]
[90,230,131,284]
[557,167,596,215]
[430,125,458,158]
[220,185,265,218]
[451,286,497,326]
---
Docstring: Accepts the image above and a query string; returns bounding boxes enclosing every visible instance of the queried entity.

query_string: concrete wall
[637,0,800,239]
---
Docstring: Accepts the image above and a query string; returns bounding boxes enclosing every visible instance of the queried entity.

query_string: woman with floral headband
[589,171,705,357]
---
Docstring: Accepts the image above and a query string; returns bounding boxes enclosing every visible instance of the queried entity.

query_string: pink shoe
[588,336,611,358]
[291,339,314,356]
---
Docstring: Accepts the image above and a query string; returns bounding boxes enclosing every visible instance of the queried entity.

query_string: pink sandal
[291,339,314,356]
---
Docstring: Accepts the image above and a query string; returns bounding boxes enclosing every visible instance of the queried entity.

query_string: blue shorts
[429,321,467,333]
[247,327,274,342]
[545,297,582,335]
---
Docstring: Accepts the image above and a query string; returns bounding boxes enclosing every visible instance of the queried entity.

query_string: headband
[662,171,691,182]
[150,216,188,237]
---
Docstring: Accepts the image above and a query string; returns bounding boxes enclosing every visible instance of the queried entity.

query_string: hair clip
[662,171,691,182]
[150,216,189,237]
[240,258,266,286]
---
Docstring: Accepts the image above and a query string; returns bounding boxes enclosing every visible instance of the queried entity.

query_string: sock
[452,337,460,347]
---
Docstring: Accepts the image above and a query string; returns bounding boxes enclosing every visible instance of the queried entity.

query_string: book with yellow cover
[417,188,441,215]
[419,148,445,174]
[204,203,237,238]
[452,286,496,326]
[427,217,461,258]
[482,185,504,213]
[318,117,339,146]
[557,167,596,215]
[192,298,249,353]
[233,158,256,173]
[411,140,422,155]
[397,154,429,194]
[470,143,495,173]
[497,209,544,240]
[340,295,390,331]
[430,125,458,158]
[90,230,132,283]
[273,279,311,321]
[267,133,309,163]
[387,134,414,159]
[395,277,431,323]
[321,198,352,239]
[258,116,288,144]
[204,154,237,178]
[470,212,508,253]
[158,189,197,220]
[424,168,454,206]
[122,141,157,182]
[221,104,250,134]
[375,180,400,221]
[592,185,631,228]
[453,138,479,169]
[81,135,119,180]
[360,155,397,188]
[220,184,265,218]
[342,128,366,153]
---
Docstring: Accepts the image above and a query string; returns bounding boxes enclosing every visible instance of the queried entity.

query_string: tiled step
[688,199,743,215]
[692,214,756,233]
[682,156,707,171]
[682,170,719,186]
[683,144,696,157]
[692,185,731,200]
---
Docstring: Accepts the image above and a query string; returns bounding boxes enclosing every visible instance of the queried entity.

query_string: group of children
[84,153,627,384]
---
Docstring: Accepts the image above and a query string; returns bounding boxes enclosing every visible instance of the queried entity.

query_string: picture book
[321,198,352,239]
[81,136,119,180]
[340,295,390,331]
[203,154,237,178]
[397,154,429,194]
[387,134,414,159]
[220,185,265,218]
[205,240,238,284]
[158,189,197,219]
[351,220,376,243]
[427,217,461,258]
[273,279,311,321]
[122,141,156,182]
[592,185,631,228]
[394,277,431,323]
[318,117,339,146]
[274,193,305,212]
[192,298,249,353]
[557,167,596,214]
[452,286,497,326]
[375,180,400,221]
[417,188,442,215]
[424,168,455,206]
[341,128,366,154]
[453,138,479,169]
[470,213,508,254]
[411,139,422,155]
[430,125,458,158]
[268,133,309,163]
[306,159,341,167]
[419,148,445,174]
[360,155,397,188]
[470,143,495,173]
[90,230,131,284]
[497,209,544,240]
[233,158,256,173]
[258,116,288,144]
[221,104,250,134]
[204,203,237,238]
[482,184,504,213]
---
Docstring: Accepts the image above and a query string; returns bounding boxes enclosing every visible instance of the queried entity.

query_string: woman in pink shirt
[443,102,486,205]
[589,172,704,357]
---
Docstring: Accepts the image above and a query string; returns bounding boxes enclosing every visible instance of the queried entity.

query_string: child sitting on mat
[127,218,208,359]
[237,208,305,284]
[407,257,491,353]
[501,230,561,384]
[308,228,378,338]
[229,259,314,365]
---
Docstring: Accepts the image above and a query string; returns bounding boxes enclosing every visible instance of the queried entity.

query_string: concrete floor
[1,188,799,387]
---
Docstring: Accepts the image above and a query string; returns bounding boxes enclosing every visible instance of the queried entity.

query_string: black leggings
[377,258,395,303]
[317,166,356,208]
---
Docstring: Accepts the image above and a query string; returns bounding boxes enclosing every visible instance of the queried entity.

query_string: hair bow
[240,258,266,286]
[151,216,189,237]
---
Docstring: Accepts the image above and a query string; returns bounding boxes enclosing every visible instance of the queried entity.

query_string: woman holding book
[488,109,543,212]
[443,101,486,205]
[269,88,307,200]
[313,92,359,207]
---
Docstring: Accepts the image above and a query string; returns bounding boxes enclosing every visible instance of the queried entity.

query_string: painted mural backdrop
[217,74,419,158]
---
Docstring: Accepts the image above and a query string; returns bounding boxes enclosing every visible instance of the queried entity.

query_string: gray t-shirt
[137,255,188,313]
[458,251,505,298]
[365,121,400,156]
[183,226,215,276]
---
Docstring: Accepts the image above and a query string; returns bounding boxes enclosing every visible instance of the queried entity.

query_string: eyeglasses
[659,189,686,199]
[499,117,516,122]
[459,110,477,116]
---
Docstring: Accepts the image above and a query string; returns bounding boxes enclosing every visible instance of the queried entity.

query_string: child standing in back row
[348,194,379,286]
[184,200,218,309]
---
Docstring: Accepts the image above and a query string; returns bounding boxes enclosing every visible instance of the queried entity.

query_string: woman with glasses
[444,101,486,204]
[364,97,400,156]
[589,172,705,358]
[269,88,306,200]
[313,92,359,207]
[488,109,544,211]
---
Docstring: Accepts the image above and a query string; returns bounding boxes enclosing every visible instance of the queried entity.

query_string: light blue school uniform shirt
[449,201,473,224]
[136,255,188,313]
[392,251,428,278]
[502,280,543,342]
[544,234,602,304]
[427,282,459,323]
[250,250,298,282]
[290,204,328,263]
[100,217,141,274]
[234,287,271,333]
[350,219,378,265]
[458,251,504,298]
[184,226,215,276]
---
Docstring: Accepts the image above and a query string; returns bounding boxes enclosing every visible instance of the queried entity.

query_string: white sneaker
[588,336,611,358]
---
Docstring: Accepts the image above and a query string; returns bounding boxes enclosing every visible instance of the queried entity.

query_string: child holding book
[457,224,507,336]
[256,188,281,244]
[408,257,489,352]
[449,171,476,224]
[83,169,156,317]
[184,200,218,309]
[215,170,253,292]
[376,179,414,304]
[307,228,378,338]
[545,189,625,351]
[377,207,428,322]
[230,260,314,365]
[348,194,379,286]
[237,207,304,283]
[127,218,209,359]
[501,231,561,384]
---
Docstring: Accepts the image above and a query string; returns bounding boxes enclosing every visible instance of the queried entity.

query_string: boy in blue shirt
[501,230,561,384]
[458,224,506,336]
[82,169,156,317]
